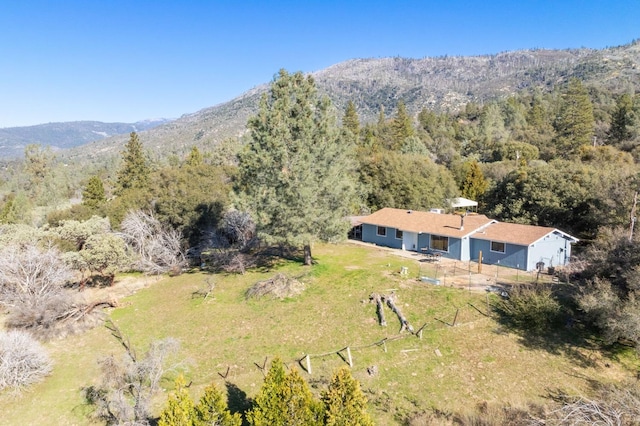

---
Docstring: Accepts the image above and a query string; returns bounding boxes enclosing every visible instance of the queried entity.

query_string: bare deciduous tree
[120,210,186,275]
[0,243,110,340]
[0,243,72,310]
[222,209,256,250]
[0,330,52,392]
[84,323,181,425]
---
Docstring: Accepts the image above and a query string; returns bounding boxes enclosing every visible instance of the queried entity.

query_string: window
[376,226,386,237]
[395,229,403,239]
[430,235,449,252]
[491,241,506,253]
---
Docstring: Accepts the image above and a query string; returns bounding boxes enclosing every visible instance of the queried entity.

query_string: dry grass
[0,242,636,425]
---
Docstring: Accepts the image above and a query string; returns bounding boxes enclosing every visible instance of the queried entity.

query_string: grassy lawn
[0,242,635,425]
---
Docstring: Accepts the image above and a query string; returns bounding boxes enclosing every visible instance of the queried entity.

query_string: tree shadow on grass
[225,381,252,425]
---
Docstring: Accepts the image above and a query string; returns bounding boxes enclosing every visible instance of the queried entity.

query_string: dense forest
[2,48,640,423]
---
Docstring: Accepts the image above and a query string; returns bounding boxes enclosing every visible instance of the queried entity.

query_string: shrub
[494,284,563,333]
[0,330,52,392]
[322,367,373,426]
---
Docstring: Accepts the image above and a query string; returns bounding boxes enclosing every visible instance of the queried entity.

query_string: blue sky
[1,0,638,128]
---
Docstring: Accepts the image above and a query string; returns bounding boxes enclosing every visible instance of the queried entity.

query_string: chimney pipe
[460,214,465,231]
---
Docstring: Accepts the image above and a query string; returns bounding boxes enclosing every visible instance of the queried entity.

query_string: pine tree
[322,367,373,426]
[0,194,18,224]
[194,382,241,426]
[553,79,595,157]
[460,160,489,202]
[82,176,106,209]
[247,358,323,426]
[343,100,360,134]
[608,93,635,147]
[158,375,196,426]
[247,358,288,426]
[236,69,358,265]
[116,132,150,194]
[391,100,414,150]
[342,100,360,145]
[185,146,204,167]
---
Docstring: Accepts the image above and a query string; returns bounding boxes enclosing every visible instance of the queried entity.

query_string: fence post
[346,347,353,367]
[305,354,312,375]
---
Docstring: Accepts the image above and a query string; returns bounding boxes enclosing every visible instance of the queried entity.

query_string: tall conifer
[236,70,358,265]
[116,132,150,194]
[553,79,595,157]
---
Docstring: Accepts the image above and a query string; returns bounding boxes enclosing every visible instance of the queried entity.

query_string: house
[358,208,578,271]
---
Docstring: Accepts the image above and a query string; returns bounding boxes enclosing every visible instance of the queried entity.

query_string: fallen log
[383,293,414,333]
[369,293,387,326]
[57,299,118,324]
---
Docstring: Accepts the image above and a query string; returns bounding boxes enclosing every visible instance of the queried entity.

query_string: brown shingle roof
[360,208,494,238]
[471,222,560,246]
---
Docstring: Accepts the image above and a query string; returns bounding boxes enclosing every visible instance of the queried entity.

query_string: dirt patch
[78,275,162,303]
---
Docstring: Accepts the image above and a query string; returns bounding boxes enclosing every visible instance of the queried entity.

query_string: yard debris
[486,285,510,299]
[369,293,387,326]
[367,365,378,376]
[370,291,415,333]
[245,273,305,299]
[384,292,414,333]
[192,278,215,300]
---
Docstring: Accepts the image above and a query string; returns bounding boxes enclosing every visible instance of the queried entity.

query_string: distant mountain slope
[0,119,170,158]
[64,40,640,162]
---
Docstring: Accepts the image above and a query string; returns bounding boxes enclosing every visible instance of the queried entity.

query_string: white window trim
[490,241,506,254]
[429,235,449,253]
[376,226,386,237]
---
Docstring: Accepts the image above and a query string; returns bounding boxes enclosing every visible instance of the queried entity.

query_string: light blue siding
[470,239,528,270]
[527,231,573,270]
[416,233,461,260]
[361,224,402,249]
[362,222,575,272]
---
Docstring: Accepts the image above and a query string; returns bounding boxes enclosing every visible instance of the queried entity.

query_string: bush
[0,330,52,392]
[494,284,563,333]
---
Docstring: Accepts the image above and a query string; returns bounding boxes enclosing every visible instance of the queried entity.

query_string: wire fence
[228,302,493,380]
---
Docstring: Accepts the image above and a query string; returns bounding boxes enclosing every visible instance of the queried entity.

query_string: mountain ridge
[0,119,171,158]
[8,40,640,161]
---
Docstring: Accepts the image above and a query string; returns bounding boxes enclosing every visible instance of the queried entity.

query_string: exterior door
[403,231,418,251]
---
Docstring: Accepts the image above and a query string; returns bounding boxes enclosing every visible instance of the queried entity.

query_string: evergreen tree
[158,375,196,426]
[116,132,150,194]
[608,93,635,147]
[553,79,595,157]
[322,367,373,426]
[527,91,549,128]
[194,382,242,426]
[390,100,414,150]
[247,358,322,426]
[185,146,204,167]
[82,176,106,209]
[23,144,55,204]
[236,70,358,265]
[460,160,489,202]
[0,194,18,224]
[247,358,287,426]
[342,100,360,142]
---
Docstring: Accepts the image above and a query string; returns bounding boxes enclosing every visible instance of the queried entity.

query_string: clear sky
[1,0,638,128]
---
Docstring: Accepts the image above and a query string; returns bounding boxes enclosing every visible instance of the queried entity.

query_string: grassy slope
[0,242,635,425]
